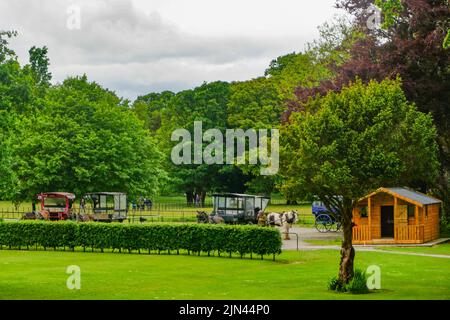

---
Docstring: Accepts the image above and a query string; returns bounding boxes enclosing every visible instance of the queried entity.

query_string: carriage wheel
[327,215,342,232]
[328,222,339,232]
[315,214,332,233]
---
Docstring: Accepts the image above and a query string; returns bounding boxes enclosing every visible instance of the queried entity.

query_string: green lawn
[378,243,450,256]
[0,248,449,300]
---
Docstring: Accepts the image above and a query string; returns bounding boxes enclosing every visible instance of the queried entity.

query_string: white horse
[266,210,298,240]
[266,212,284,227]
[282,210,298,240]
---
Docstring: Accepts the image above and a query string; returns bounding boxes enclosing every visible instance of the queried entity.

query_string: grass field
[0,248,449,300]
[378,244,450,256]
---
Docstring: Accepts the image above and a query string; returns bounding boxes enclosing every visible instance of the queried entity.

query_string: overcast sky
[0,0,341,100]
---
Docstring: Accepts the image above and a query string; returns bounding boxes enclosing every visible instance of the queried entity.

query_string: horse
[266,212,284,227]
[22,210,48,220]
[281,210,298,240]
[197,211,225,224]
[266,210,298,239]
[75,213,94,222]
[22,212,37,220]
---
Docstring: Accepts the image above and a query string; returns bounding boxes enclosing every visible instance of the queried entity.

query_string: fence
[0,200,314,224]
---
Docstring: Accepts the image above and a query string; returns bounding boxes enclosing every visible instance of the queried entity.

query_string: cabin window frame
[360,205,368,218]
[407,205,415,218]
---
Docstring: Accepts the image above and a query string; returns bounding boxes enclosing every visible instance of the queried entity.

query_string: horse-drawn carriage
[83,192,128,222]
[204,193,270,224]
[312,199,341,233]
[38,192,75,220]
[23,191,127,223]
[23,192,76,221]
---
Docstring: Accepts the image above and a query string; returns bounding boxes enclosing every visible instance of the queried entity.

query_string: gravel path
[279,226,342,250]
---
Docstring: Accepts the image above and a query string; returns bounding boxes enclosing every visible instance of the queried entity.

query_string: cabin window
[407,205,415,218]
[360,206,368,218]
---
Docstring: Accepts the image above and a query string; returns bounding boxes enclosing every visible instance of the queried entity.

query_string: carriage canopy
[83,192,127,222]
[36,192,76,220]
[212,193,270,224]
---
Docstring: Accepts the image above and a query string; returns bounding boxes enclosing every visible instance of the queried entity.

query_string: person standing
[257,210,266,227]
[80,197,86,214]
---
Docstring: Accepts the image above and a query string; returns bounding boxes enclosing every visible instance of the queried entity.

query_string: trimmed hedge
[0,221,282,257]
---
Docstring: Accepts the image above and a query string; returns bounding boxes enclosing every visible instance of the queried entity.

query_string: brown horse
[197,211,225,224]
[77,214,94,222]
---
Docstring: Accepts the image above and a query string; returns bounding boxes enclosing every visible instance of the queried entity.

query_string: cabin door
[381,206,394,238]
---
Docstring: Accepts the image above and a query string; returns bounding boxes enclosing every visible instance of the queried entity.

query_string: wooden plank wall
[424,204,440,242]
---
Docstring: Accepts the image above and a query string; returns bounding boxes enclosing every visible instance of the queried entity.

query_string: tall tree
[28,46,52,88]
[281,79,439,283]
[6,76,165,203]
[229,53,331,195]
[0,31,37,199]
[133,81,250,203]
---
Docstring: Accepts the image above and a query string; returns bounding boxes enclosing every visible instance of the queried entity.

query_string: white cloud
[0,0,340,99]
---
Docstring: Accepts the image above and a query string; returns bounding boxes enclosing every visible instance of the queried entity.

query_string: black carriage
[212,193,270,224]
[83,192,128,222]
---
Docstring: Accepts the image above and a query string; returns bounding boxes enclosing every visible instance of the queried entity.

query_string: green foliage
[265,52,298,77]
[0,221,78,249]
[0,30,17,63]
[6,76,165,202]
[328,269,369,294]
[281,78,440,206]
[0,221,282,256]
[133,91,175,132]
[306,16,363,68]
[345,269,369,294]
[230,53,329,129]
[132,52,332,197]
[328,276,345,292]
[227,77,283,129]
[28,46,52,87]
[133,81,253,197]
[375,0,404,29]
[440,215,450,237]
[444,29,450,49]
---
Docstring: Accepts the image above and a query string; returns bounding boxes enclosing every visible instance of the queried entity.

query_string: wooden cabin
[352,187,441,245]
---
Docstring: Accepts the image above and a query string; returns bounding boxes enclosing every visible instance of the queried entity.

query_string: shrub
[328,276,345,292]
[328,269,369,294]
[0,221,282,258]
[345,269,369,294]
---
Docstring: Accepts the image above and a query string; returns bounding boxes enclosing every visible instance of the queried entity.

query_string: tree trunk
[200,191,206,208]
[186,191,194,207]
[339,202,355,284]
